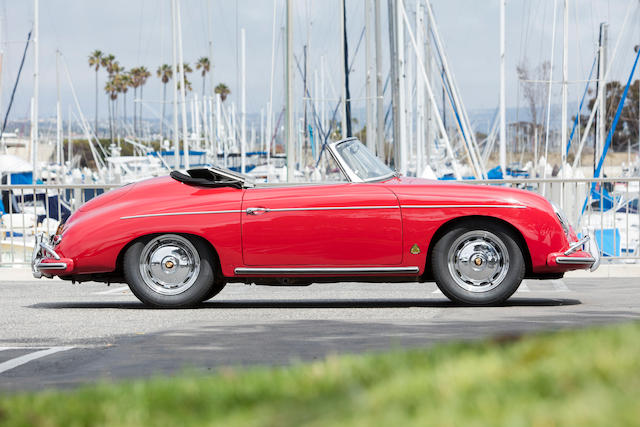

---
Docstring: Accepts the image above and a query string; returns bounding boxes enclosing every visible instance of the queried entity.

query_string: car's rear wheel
[124,234,216,308]
[431,221,525,305]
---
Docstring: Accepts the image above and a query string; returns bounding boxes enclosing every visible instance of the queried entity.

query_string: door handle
[246,207,270,215]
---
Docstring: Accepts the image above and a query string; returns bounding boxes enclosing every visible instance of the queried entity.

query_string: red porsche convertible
[32,138,599,307]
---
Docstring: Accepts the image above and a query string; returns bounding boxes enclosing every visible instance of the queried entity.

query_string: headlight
[550,201,571,237]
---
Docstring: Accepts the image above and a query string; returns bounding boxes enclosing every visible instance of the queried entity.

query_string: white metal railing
[1,178,638,266]
[1,184,120,266]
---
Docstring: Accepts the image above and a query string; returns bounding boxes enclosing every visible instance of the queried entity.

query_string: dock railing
[0,178,638,267]
[1,184,120,266]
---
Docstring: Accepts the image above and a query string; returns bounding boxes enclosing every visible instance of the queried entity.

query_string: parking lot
[1,275,639,391]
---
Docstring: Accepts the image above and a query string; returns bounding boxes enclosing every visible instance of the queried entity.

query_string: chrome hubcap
[447,231,509,293]
[139,235,200,296]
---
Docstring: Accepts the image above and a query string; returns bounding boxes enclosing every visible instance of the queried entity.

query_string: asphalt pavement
[1,277,639,392]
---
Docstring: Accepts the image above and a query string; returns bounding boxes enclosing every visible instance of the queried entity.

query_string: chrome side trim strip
[35,262,68,270]
[121,210,243,220]
[258,206,399,213]
[235,266,420,275]
[401,204,526,209]
[555,257,596,265]
[122,205,523,220]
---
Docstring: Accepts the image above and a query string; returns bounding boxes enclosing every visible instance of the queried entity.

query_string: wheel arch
[422,215,532,280]
[114,232,224,285]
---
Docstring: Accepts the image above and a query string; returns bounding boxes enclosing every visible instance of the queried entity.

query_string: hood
[386,176,554,212]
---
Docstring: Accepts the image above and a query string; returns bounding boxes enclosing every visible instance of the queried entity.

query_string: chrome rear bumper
[549,232,600,272]
[32,234,67,278]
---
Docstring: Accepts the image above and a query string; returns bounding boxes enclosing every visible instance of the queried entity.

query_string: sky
[0,0,638,130]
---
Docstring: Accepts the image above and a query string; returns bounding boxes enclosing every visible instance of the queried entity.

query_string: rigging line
[580,43,640,216]
[437,62,468,146]
[566,52,598,156]
[536,0,549,70]
[311,23,365,154]
[136,0,144,64]
[0,29,31,141]
[294,53,326,138]
[518,0,526,63]
[315,97,346,168]
[60,52,108,164]
[428,26,473,163]
[348,27,365,76]
[572,0,584,74]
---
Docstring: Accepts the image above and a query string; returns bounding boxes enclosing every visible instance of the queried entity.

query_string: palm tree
[104,78,118,143]
[177,63,193,92]
[177,78,193,92]
[88,50,103,136]
[214,83,230,102]
[195,57,211,97]
[118,72,131,133]
[136,66,151,135]
[129,67,141,134]
[157,64,173,142]
[101,54,117,76]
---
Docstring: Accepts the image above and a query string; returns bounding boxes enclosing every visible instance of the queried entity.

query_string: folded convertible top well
[170,168,243,189]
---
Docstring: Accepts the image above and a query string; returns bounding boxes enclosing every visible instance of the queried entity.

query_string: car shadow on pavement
[29,297,581,310]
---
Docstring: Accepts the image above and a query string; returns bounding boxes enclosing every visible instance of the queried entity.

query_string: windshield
[334,139,394,182]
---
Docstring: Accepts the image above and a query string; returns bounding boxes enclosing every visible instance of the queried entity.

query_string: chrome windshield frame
[206,165,255,188]
[327,138,396,183]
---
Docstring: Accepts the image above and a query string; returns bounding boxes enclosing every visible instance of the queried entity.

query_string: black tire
[431,220,525,305]
[123,234,216,308]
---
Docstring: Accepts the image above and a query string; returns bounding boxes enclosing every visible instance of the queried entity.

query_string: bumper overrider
[31,233,74,278]
[547,232,601,272]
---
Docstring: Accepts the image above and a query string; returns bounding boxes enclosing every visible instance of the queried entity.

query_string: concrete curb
[564,263,640,278]
[0,268,62,282]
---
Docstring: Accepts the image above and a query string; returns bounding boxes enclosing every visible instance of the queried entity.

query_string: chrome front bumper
[552,232,601,272]
[31,234,68,278]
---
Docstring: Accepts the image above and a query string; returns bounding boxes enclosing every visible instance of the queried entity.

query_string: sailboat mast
[374,0,384,157]
[396,0,407,174]
[32,0,39,181]
[595,23,607,175]
[342,0,352,137]
[365,0,374,150]
[499,0,506,176]
[240,27,246,174]
[416,0,424,177]
[207,0,215,98]
[67,104,72,165]
[56,50,62,167]
[176,0,189,169]
[561,0,569,167]
[285,0,294,181]
[388,0,399,163]
[171,0,179,169]
[266,0,277,176]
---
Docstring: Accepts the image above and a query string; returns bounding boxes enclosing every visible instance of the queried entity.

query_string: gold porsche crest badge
[410,244,421,255]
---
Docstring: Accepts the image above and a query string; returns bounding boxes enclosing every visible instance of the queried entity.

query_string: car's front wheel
[431,221,525,305]
[124,234,216,308]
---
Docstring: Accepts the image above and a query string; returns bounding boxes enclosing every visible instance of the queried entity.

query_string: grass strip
[1,321,639,427]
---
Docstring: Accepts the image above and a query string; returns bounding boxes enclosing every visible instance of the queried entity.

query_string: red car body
[36,173,594,282]
[32,138,599,307]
